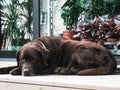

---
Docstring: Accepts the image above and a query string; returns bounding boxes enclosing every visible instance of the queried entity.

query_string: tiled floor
[0,59,120,90]
[0,74,120,90]
[0,58,17,67]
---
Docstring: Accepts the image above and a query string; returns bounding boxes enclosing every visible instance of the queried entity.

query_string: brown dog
[0,36,117,76]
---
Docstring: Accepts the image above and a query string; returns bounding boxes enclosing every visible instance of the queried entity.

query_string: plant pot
[106,38,118,42]
[97,39,105,45]
[63,31,76,40]
[116,25,120,30]
[1,40,5,49]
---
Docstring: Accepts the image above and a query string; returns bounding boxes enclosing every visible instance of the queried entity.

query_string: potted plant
[1,0,22,50]
[61,0,86,39]
[74,18,120,45]
[1,0,33,51]
[72,0,120,43]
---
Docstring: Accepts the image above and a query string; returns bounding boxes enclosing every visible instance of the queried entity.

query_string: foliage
[19,0,33,39]
[86,0,106,19]
[110,0,120,17]
[74,18,120,42]
[1,0,33,48]
[86,0,120,19]
[61,0,86,30]
[2,0,22,46]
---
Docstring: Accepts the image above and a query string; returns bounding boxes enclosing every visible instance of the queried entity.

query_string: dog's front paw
[54,67,62,74]
[54,67,77,75]
[9,67,21,75]
[59,67,73,75]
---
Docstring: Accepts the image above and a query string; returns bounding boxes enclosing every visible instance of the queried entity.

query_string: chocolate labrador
[0,36,117,76]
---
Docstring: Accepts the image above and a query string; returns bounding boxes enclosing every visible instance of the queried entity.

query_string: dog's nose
[23,68,30,76]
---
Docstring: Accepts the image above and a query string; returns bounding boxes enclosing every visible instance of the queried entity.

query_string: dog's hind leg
[77,65,116,75]
[77,57,117,75]
[77,68,101,75]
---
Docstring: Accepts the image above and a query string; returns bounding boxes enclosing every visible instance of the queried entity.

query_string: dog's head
[17,42,49,76]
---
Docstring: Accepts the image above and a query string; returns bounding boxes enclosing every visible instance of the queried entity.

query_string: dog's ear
[40,48,49,66]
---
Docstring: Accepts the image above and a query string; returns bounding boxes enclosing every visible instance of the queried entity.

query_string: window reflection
[0,0,33,51]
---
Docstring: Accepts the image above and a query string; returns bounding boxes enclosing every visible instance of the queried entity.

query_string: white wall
[53,0,66,36]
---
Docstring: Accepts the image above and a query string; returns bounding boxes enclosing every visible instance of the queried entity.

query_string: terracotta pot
[63,31,76,40]
[106,38,118,42]
[116,26,120,31]
[97,39,105,45]
[1,40,5,49]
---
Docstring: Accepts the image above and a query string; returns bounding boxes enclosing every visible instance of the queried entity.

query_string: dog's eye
[21,59,25,63]
[31,60,35,63]
[32,59,38,63]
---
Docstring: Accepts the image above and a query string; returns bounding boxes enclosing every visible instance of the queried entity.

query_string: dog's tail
[78,54,117,75]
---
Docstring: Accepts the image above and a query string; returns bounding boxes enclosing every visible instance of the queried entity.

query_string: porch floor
[0,59,120,90]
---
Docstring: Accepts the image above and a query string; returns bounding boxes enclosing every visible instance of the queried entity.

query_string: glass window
[0,0,33,51]
[39,0,66,37]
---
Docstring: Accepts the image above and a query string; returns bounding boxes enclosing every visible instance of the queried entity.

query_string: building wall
[53,0,66,36]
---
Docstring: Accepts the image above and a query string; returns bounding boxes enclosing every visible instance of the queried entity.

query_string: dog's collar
[40,42,47,49]
[39,41,47,50]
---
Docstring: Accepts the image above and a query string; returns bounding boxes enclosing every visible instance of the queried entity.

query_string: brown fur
[0,36,117,76]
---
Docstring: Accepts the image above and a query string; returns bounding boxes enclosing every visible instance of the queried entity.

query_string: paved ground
[0,58,120,90]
